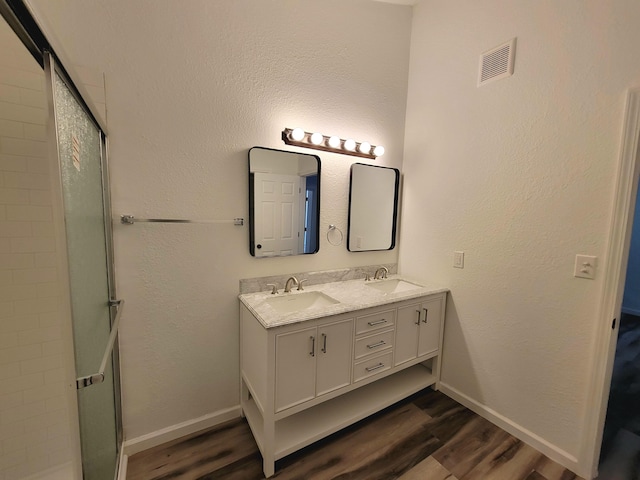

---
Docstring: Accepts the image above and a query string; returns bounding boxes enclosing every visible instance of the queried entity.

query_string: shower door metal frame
[43,51,124,479]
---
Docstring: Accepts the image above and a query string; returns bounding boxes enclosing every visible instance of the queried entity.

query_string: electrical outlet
[454,251,464,269]
[574,254,597,279]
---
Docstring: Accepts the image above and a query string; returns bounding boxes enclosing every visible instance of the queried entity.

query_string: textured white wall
[399,0,640,472]
[26,0,411,441]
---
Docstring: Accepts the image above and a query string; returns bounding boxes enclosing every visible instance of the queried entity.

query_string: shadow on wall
[440,296,484,403]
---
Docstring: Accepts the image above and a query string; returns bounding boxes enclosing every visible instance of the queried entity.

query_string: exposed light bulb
[328,136,341,148]
[291,128,305,141]
[344,139,356,151]
[359,142,371,154]
[310,132,323,145]
[373,145,385,157]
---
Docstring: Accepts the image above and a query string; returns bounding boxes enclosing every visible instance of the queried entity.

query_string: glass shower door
[45,53,122,480]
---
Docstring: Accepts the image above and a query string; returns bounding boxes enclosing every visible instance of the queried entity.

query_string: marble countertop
[239,275,448,328]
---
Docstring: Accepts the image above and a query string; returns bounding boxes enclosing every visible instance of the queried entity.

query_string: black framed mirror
[347,163,399,252]
[248,147,320,257]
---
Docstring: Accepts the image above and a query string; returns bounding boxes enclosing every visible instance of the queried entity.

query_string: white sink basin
[366,279,422,294]
[266,291,340,314]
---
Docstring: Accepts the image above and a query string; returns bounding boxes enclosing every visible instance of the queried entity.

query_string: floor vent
[478,38,516,87]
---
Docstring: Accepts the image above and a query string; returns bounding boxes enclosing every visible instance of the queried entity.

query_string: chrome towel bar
[120,215,243,226]
[76,299,124,390]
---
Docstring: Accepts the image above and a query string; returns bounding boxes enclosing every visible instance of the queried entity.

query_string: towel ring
[327,224,344,246]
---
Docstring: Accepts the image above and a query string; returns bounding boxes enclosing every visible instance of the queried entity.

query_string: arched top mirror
[248,147,320,257]
[347,163,400,252]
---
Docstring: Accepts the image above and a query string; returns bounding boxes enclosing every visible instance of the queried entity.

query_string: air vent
[478,38,516,87]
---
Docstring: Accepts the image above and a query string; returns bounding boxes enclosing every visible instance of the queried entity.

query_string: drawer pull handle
[367,340,386,349]
[368,319,387,326]
[423,308,429,323]
[415,309,421,325]
[365,363,385,372]
[321,333,327,353]
[310,336,315,357]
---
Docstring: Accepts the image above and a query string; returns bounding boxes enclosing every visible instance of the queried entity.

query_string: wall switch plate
[454,251,464,269]
[574,254,597,279]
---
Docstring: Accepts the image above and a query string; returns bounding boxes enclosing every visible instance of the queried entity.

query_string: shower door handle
[76,299,125,389]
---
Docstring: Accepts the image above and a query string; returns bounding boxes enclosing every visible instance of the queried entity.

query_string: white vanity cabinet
[275,318,353,412]
[240,291,446,478]
[395,295,443,366]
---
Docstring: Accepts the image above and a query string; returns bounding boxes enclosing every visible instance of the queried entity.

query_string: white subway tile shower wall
[0,21,74,480]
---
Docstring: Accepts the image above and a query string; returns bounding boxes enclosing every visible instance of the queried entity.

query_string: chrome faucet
[373,266,388,280]
[284,276,299,293]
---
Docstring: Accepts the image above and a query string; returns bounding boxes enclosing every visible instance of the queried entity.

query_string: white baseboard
[117,452,128,480]
[22,462,73,480]
[439,383,586,478]
[123,405,241,456]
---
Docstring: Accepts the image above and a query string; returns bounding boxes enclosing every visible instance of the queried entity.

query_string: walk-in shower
[0,2,123,479]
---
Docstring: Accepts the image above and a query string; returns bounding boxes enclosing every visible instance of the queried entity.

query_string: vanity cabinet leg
[263,413,276,478]
[263,458,275,478]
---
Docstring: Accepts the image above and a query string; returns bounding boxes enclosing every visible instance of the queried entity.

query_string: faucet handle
[297,279,308,291]
[266,283,278,295]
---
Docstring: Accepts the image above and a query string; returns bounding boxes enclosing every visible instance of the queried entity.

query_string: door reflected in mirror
[348,163,400,252]
[249,147,320,257]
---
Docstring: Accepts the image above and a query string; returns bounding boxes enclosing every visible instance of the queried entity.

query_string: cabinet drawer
[354,329,394,360]
[353,351,393,383]
[355,309,395,335]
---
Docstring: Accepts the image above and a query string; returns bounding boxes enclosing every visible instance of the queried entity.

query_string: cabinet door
[316,319,353,397]
[275,327,316,412]
[394,303,421,366]
[417,297,442,357]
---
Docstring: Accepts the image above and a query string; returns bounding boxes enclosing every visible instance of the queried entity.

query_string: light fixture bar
[282,128,384,159]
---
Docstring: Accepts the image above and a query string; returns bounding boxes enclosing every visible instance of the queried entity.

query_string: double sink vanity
[239,271,448,477]
[244,147,444,476]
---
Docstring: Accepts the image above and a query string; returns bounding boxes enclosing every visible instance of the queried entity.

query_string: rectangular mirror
[347,163,400,251]
[249,147,320,257]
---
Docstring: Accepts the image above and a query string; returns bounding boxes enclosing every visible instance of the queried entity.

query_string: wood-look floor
[127,389,583,480]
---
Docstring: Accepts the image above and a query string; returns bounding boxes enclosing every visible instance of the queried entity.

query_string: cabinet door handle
[422,308,429,323]
[310,336,315,357]
[415,309,421,325]
[366,340,386,349]
[321,333,327,353]
[365,363,385,372]
[368,319,387,326]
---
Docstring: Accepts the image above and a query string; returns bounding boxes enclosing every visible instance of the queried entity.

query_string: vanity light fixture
[282,128,384,159]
